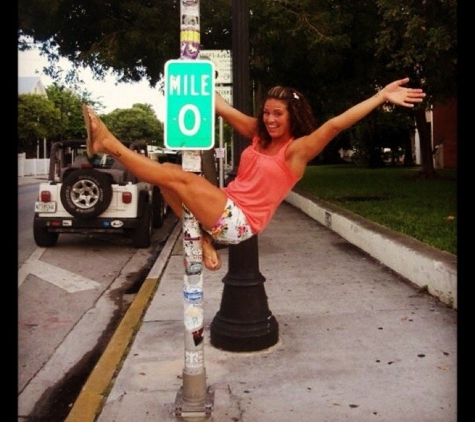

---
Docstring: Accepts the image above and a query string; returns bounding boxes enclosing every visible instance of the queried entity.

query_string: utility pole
[168,0,214,418]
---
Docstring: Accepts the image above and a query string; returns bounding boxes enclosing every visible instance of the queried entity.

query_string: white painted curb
[286,190,457,310]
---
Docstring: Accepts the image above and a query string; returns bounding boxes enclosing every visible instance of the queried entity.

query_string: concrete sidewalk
[65,200,457,422]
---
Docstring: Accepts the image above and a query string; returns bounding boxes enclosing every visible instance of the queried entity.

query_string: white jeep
[33,139,169,248]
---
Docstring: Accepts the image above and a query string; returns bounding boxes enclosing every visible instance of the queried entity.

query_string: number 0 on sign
[164,60,215,150]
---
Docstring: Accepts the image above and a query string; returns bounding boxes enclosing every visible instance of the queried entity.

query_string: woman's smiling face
[263,99,291,140]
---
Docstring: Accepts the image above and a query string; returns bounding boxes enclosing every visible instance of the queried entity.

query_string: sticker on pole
[164,59,215,150]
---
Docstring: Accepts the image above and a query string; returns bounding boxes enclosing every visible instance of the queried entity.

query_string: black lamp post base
[210,282,279,352]
[210,314,279,352]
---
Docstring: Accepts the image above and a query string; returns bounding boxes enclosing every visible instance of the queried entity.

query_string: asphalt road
[18,179,179,422]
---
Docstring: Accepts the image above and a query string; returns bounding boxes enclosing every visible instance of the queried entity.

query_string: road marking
[18,248,101,292]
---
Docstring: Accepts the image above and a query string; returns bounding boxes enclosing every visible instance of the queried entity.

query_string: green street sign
[164,59,215,150]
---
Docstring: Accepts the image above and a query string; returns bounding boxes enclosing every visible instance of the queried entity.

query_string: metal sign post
[164,0,214,418]
[200,50,232,188]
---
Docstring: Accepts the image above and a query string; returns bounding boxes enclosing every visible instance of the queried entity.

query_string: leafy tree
[18,86,89,157]
[247,0,407,165]
[18,94,61,157]
[375,110,415,166]
[351,108,416,167]
[18,0,231,87]
[101,104,164,145]
[374,0,457,175]
[247,0,456,172]
[45,84,89,140]
[19,0,456,174]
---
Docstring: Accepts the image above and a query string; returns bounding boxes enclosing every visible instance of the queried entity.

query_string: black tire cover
[60,169,113,219]
[152,186,164,228]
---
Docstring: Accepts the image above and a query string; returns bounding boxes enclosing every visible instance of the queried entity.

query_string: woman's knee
[162,162,198,181]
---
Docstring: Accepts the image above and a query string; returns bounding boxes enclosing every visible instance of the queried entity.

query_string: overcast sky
[18,47,166,122]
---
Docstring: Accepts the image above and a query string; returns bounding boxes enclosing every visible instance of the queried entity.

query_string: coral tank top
[223,136,300,234]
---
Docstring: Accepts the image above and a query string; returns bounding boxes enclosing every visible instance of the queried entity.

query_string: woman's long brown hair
[256,86,317,148]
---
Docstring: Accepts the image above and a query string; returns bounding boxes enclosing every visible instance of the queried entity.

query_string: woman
[82,77,425,270]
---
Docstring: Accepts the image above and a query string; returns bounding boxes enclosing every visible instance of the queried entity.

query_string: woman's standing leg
[160,182,222,270]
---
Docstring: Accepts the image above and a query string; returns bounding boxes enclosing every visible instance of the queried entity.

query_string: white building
[18,76,48,97]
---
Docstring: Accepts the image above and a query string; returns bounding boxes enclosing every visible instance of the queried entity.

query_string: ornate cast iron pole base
[210,236,279,352]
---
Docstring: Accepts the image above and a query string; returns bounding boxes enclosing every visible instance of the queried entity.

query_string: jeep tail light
[40,191,52,202]
[122,192,132,204]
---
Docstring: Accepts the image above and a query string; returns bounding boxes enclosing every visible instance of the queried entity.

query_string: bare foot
[202,232,222,271]
[81,105,115,157]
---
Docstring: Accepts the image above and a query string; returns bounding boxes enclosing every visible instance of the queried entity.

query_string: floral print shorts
[204,198,254,245]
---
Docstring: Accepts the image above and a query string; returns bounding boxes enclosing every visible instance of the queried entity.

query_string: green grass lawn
[295,165,457,255]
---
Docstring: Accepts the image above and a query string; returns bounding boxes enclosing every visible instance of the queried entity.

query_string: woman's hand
[380,77,426,107]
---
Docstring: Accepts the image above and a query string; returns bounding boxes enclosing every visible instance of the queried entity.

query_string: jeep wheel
[152,186,165,228]
[60,169,113,219]
[131,202,152,248]
[33,217,59,247]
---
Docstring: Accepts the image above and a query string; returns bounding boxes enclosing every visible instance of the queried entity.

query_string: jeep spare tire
[60,169,113,219]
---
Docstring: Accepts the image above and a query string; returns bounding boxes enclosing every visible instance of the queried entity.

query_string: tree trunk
[403,131,415,166]
[414,108,436,176]
[201,149,218,186]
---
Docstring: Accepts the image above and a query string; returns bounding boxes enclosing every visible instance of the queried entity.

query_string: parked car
[148,146,181,164]
[33,139,169,248]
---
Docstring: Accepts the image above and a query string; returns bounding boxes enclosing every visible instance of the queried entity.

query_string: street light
[210,0,279,352]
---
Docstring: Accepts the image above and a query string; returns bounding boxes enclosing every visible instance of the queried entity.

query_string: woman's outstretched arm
[293,78,426,164]
[215,92,257,139]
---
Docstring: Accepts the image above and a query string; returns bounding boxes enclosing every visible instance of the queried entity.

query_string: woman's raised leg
[83,105,226,270]
[83,105,228,228]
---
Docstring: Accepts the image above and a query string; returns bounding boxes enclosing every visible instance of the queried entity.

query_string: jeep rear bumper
[34,215,141,233]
